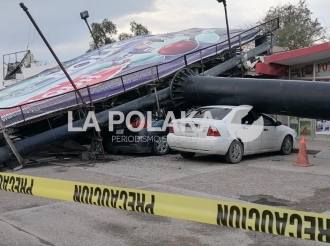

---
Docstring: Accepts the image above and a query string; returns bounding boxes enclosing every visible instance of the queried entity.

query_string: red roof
[264,42,330,66]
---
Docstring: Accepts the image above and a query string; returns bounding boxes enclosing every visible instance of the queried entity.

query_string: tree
[129,21,151,36]
[88,20,151,51]
[88,18,117,51]
[118,32,133,41]
[118,21,151,41]
[260,0,326,50]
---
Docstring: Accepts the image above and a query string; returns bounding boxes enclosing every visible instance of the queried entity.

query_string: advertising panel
[0,28,260,126]
[316,120,330,135]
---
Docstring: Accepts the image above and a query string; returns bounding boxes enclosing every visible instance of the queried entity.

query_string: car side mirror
[275,121,282,126]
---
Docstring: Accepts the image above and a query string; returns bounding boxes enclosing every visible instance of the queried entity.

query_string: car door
[239,110,262,154]
[260,114,282,151]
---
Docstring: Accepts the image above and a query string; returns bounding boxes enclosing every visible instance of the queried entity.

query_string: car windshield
[192,107,232,120]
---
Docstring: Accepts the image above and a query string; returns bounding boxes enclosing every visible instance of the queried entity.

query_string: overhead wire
[26,20,31,50]
[26,18,39,50]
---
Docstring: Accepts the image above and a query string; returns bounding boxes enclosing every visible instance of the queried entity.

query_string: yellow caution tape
[0,172,329,243]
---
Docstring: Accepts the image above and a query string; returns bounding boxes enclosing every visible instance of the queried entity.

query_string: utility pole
[217,0,232,50]
[80,10,100,51]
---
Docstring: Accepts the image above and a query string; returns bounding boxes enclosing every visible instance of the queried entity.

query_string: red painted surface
[255,63,288,76]
[256,42,330,76]
[264,42,330,64]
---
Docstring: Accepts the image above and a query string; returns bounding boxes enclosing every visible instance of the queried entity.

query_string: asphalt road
[1,152,330,246]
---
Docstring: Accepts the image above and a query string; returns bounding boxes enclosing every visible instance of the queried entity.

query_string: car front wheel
[225,140,243,164]
[152,135,170,156]
[280,135,293,155]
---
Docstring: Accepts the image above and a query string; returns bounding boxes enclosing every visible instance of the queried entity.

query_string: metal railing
[0,18,279,127]
[2,50,30,80]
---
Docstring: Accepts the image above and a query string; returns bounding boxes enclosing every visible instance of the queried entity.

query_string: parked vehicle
[103,113,170,156]
[167,106,296,163]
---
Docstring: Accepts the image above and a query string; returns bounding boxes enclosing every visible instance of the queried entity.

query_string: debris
[78,152,90,161]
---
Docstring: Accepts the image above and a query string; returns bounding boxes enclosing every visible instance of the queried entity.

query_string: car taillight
[207,126,220,137]
[169,126,174,133]
[130,119,147,128]
[139,121,147,128]
[130,120,137,128]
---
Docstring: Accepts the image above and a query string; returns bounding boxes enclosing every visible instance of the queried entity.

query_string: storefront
[289,59,330,138]
[255,42,330,138]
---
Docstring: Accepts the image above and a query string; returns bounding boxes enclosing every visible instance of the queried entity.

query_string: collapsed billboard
[0,28,260,126]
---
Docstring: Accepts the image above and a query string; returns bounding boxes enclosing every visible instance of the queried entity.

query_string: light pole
[19,2,86,106]
[217,0,231,50]
[80,10,99,51]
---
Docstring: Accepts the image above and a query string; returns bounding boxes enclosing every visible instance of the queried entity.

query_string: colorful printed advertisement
[316,120,330,135]
[0,28,260,126]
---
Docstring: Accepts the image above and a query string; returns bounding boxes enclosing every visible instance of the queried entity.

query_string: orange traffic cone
[293,137,313,167]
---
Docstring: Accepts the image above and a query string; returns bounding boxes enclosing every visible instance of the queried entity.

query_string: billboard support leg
[0,117,25,170]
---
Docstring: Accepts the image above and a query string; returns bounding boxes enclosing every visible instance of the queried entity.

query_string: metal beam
[0,88,170,163]
[203,41,274,76]
[0,117,25,169]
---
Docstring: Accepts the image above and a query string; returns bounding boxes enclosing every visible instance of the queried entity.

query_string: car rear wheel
[280,135,293,155]
[152,135,170,156]
[179,151,195,159]
[225,140,243,164]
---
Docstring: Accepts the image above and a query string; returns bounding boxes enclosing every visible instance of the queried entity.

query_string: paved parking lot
[1,150,330,246]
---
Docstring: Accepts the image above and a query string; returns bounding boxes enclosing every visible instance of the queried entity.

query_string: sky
[0,0,329,64]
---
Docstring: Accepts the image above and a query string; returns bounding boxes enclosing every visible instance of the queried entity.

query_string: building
[255,42,330,138]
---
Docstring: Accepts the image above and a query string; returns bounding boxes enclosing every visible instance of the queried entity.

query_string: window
[192,108,232,120]
[263,117,274,126]
[241,111,256,125]
[254,113,275,126]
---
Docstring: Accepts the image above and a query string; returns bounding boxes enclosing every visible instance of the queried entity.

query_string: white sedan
[167,106,296,164]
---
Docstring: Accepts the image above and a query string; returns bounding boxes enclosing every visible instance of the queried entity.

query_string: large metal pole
[181,76,330,120]
[0,88,171,163]
[19,3,86,106]
[85,19,99,51]
[221,0,231,50]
